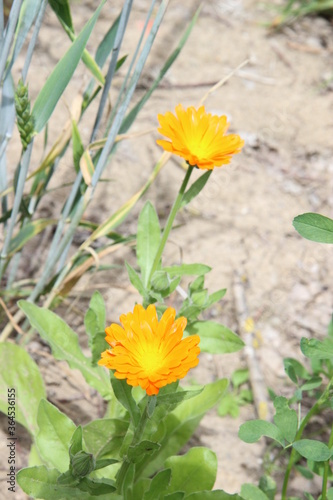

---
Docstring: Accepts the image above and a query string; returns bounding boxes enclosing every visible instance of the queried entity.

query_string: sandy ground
[1,0,333,498]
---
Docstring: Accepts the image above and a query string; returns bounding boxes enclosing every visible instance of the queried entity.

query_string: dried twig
[233,271,271,420]
[0,297,25,340]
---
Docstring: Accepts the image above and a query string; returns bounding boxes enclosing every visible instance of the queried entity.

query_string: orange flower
[98,304,200,396]
[157,104,244,170]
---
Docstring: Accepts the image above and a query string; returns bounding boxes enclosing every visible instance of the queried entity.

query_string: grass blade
[7,0,41,70]
[0,0,22,84]
[32,1,105,133]
[120,6,200,134]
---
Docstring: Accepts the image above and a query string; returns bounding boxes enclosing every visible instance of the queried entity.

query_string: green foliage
[239,316,333,499]
[293,213,333,244]
[0,343,46,435]
[82,418,129,460]
[36,399,75,471]
[111,377,141,426]
[18,301,111,398]
[218,369,252,418]
[0,3,242,499]
[140,379,228,478]
[273,397,298,443]
[301,337,333,359]
[84,291,106,366]
[239,420,285,447]
[32,1,105,133]
[187,321,244,354]
[8,218,56,256]
[240,483,270,500]
[271,0,333,26]
[137,201,161,288]
[292,439,331,461]
[165,447,217,494]
[181,171,212,207]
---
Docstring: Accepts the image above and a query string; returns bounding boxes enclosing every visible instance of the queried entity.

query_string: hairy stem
[148,165,194,284]
[116,397,153,494]
[282,377,333,499]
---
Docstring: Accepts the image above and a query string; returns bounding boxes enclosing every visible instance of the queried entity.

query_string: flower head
[98,304,200,396]
[157,104,244,170]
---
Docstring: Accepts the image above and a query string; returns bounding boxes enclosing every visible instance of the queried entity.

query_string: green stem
[116,397,153,495]
[148,165,194,285]
[322,420,333,500]
[281,402,320,499]
[281,377,333,499]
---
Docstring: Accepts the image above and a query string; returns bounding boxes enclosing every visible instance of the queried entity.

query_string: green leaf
[140,379,228,477]
[206,288,227,307]
[187,321,244,354]
[70,426,83,457]
[83,418,129,459]
[293,213,333,244]
[28,444,43,468]
[292,439,331,461]
[143,469,171,500]
[137,201,161,287]
[258,475,277,500]
[49,0,73,31]
[0,74,15,142]
[72,119,84,173]
[218,393,240,418]
[164,493,185,500]
[273,397,298,443]
[165,447,217,494]
[231,369,249,388]
[238,420,285,446]
[307,459,333,478]
[18,301,111,398]
[185,492,242,500]
[0,343,46,435]
[240,484,269,500]
[283,358,309,384]
[151,271,181,298]
[125,261,146,297]
[84,291,106,365]
[9,0,41,66]
[164,263,211,277]
[17,466,91,499]
[95,14,120,67]
[181,171,212,207]
[189,275,205,292]
[327,488,333,500]
[294,465,314,479]
[121,462,135,497]
[56,23,105,86]
[301,337,333,360]
[94,458,119,471]
[32,1,105,132]
[151,271,170,291]
[8,218,57,255]
[77,477,116,495]
[128,440,160,463]
[156,388,204,407]
[111,378,140,426]
[36,400,75,472]
[300,376,322,391]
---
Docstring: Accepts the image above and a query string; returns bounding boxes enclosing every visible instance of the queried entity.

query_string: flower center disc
[139,347,163,375]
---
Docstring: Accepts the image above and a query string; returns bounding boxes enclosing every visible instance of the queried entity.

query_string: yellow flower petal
[98,304,200,396]
[157,104,244,170]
